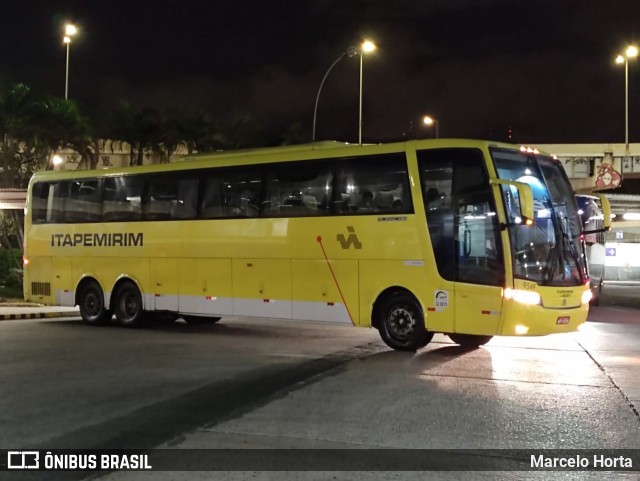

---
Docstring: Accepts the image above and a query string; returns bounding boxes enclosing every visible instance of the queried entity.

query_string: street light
[422,115,439,138]
[312,45,358,146]
[52,154,64,170]
[615,45,638,153]
[63,23,77,100]
[358,40,376,145]
[311,39,376,147]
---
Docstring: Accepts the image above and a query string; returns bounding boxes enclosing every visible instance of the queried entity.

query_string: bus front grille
[32,282,51,296]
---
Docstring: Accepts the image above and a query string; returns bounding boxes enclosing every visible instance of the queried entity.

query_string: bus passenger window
[31,183,51,224]
[144,175,178,220]
[66,180,101,223]
[263,161,331,217]
[174,178,198,219]
[102,176,143,222]
[336,153,412,216]
[50,182,70,223]
[201,168,261,218]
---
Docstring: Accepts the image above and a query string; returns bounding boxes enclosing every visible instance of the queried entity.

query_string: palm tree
[110,103,161,166]
[31,97,100,170]
[0,82,94,253]
[152,110,185,163]
[0,83,39,188]
[215,115,261,150]
[179,112,223,155]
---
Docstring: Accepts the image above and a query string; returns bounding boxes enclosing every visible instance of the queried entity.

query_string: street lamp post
[358,40,376,146]
[63,24,77,100]
[311,40,376,147]
[422,115,439,138]
[312,46,358,146]
[615,45,638,154]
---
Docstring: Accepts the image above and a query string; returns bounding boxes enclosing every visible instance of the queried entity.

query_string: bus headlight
[515,324,529,335]
[581,289,593,305]
[504,288,541,305]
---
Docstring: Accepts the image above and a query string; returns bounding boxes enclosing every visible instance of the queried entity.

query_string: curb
[0,311,81,321]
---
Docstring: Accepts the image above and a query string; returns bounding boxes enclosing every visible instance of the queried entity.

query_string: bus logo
[8,451,39,469]
[337,226,362,250]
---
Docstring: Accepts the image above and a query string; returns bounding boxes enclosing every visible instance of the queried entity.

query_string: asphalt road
[1,307,639,480]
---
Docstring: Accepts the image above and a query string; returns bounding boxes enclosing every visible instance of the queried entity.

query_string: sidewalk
[0,305,80,320]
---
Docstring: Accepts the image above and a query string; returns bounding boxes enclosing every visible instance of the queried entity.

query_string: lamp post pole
[63,24,77,100]
[616,45,638,154]
[358,40,376,146]
[359,53,364,145]
[65,40,71,100]
[312,40,376,147]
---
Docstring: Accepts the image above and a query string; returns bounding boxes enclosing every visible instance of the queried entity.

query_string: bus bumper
[499,300,589,336]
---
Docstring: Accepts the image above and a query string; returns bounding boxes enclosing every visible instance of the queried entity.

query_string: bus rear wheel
[114,281,145,327]
[448,334,493,347]
[378,292,432,351]
[79,281,111,326]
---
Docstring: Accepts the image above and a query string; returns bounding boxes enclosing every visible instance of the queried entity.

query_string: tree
[0,83,42,188]
[179,112,223,155]
[0,82,93,253]
[152,110,186,163]
[110,103,161,166]
[214,115,262,150]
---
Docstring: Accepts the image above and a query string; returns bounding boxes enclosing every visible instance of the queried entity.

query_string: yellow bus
[23,139,610,351]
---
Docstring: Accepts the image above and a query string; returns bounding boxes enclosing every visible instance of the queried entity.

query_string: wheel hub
[389,307,415,339]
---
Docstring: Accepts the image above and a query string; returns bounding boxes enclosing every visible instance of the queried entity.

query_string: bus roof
[29,138,524,182]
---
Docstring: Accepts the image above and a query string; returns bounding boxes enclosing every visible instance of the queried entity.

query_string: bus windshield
[491,148,587,286]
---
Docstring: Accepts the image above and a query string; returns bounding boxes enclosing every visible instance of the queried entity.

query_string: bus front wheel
[114,281,145,328]
[378,292,432,351]
[79,281,111,326]
[448,334,493,347]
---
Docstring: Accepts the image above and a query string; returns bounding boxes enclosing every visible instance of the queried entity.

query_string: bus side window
[419,164,455,281]
[66,180,101,223]
[200,177,225,218]
[31,183,51,224]
[174,178,198,219]
[263,161,331,217]
[201,167,261,218]
[336,153,413,216]
[144,175,178,220]
[102,176,143,222]
[50,182,70,223]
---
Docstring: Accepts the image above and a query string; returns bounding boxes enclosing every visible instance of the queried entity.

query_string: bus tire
[448,334,493,347]
[78,281,111,326]
[183,315,221,325]
[378,292,432,351]
[114,281,145,328]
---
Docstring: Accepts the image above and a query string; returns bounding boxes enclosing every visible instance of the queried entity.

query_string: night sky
[2,0,640,145]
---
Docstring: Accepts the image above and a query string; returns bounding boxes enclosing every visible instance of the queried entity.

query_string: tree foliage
[0,79,310,255]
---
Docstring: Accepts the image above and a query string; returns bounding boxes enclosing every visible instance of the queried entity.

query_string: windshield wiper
[542,208,585,285]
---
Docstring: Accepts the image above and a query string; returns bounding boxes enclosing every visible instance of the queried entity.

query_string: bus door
[419,148,505,335]
[453,193,504,335]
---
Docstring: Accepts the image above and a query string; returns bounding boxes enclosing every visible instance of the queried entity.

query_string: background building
[537,143,640,284]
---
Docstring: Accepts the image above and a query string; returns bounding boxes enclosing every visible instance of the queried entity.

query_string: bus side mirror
[490,179,535,225]
[594,193,612,231]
